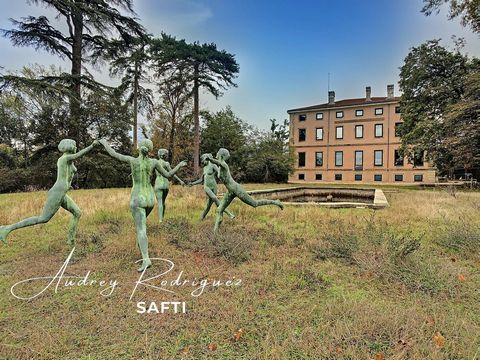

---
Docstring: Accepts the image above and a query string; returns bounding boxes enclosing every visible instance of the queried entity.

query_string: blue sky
[0,0,479,130]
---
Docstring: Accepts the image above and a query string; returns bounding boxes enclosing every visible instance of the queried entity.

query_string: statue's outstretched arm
[155,160,187,178]
[166,163,185,185]
[99,139,133,163]
[65,141,98,162]
[207,157,226,169]
[189,176,204,186]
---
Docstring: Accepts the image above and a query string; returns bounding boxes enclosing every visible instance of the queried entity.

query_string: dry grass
[0,185,479,359]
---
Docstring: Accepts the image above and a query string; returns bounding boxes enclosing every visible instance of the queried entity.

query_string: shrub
[164,219,252,265]
[311,219,360,263]
[312,218,458,297]
[433,217,480,261]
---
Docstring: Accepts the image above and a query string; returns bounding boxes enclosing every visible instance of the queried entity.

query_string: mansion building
[287,85,436,183]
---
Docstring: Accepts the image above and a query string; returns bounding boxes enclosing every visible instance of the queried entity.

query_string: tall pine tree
[1,0,146,142]
[102,34,153,147]
[151,34,239,173]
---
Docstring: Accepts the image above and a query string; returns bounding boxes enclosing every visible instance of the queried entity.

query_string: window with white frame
[355,150,363,170]
[335,151,343,166]
[336,126,343,139]
[315,152,323,166]
[355,125,363,138]
[374,150,383,166]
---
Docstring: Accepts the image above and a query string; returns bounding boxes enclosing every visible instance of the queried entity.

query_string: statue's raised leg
[0,193,61,244]
[236,189,284,210]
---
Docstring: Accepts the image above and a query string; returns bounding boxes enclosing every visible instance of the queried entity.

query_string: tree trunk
[70,6,83,142]
[168,109,176,163]
[133,61,139,149]
[193,64,200,174]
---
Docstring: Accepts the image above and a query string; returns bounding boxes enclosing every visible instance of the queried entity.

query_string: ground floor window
[355,174,362,181]
[298,173,305,180]
[395,174,403,182]
[335,174,342,181]
[414,174,423,182]
[374,174,382,182]
[315,173,322,180]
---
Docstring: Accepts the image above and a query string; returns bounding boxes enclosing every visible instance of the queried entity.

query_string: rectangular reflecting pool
[247,187,389,209]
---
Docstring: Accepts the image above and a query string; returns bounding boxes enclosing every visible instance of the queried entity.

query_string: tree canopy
[1,0,146,140]
[398,40,479,175]
[150,34,239,173]
[422,0,480,33]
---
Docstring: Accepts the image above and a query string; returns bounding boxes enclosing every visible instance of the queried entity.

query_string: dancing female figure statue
[99,139,186,272]
[154,149,185,223]
[206,149,283,232]
[0,139,99,245]
[188,153,235,220]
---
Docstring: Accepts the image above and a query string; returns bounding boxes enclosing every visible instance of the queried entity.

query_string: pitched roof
[287,96,401,113]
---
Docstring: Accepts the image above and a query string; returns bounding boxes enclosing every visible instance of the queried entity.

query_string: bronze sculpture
[99,139,187,271]
[0,139,98,245]
[206,148,283,232]
[188,153,235,220]
[154,149,186,223]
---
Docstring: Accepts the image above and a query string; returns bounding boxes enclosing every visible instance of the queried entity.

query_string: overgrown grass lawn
[0,185,479,359]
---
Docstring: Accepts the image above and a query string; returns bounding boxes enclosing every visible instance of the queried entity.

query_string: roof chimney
[328,91,335,105]
[366,86,372,101]
[387,84,394,99]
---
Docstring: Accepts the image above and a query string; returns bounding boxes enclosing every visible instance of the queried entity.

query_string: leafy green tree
[190,42,239,173]
[1,0,146,141]
[200,107,250,180]
[154,70,192,163]
[0,65,133,192]
[444,70,480,173]
[102,35,153,147]
[245,119,293,183]
[147,106,195,177]
[422,0,480,33]
[0,65,67,166]
[398,40,477,175]
[150,34,239,173]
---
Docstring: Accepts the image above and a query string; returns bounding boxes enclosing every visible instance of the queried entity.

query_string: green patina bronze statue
[188,153,235,220]
[0,139,99,245]
[206,148,284,232]
[154,149,185,223]
[99,139,186,272]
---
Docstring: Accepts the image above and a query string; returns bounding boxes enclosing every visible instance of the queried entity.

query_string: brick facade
[288,86,436,184]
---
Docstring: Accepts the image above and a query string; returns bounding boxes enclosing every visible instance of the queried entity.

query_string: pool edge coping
[245,186,389,209]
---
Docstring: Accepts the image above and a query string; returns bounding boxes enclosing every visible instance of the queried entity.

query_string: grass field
[0,184,479,359]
